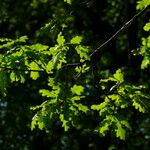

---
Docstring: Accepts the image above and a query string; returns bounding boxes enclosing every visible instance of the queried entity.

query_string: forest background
[0,0,150,149]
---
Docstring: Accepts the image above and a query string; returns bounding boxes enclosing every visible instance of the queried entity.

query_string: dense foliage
[0,0,150,149]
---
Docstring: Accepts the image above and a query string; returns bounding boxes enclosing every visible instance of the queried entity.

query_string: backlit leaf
[143,22,150,31]
[71,85,84,95]
[116,123,126,140]
[57,32,65,45]
[29,62,40,80]
[113,69,124,82]
[70,36,82,44]
[64,0,72,4]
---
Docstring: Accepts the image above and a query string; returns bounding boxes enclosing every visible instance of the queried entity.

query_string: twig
[62,5,150,68]
[62,62,81,68]
[0,66,44,72]
[90,5,150,57]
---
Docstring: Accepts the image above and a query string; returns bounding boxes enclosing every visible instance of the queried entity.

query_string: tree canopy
[0,0,150,149]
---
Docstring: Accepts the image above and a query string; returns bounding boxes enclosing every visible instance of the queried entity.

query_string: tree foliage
[0,0,150,149]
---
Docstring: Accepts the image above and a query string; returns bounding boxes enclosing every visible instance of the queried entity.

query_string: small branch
[62,5,150,68]
[62,62,82,68]
[90,5,150,57]
[0,66,44,72]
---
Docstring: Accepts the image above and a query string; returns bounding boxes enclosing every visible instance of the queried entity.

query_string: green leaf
[64,0,72,4]
[141,56,150,69]
[91,98,112,116]
[16,36,28,43]
[53,51,67,69]
[31,113,45,130]
[0,37,12,42]
[74,103,89,113]
[98,115,113,135]
[132,99,145,113]
[116,123,126,140]
[39,88,60,98]
[91,104,101,111]
[31,114,38,130]
[113,69,124,82]
[29,62,40,80]
[57,32,65,45]
[75,45,90,60]
[121,120,131,130]
[143,22,150,31]
[38,121,45,130]
[20,74,26,83]
[100,77,117,83]
[10,71,25,83]
[70,36,82,44]
[10,72,18,82]
[39,89,51,97]
[99,120,110,136]
[59,114,70,131]
[71,85,84,95]
[30,43,49,51]
[137,0,150,10]
[71,96,85,101]
[46,61,54,74]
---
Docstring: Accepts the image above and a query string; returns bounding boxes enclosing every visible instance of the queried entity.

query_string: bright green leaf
[141,56,150,69]
[116,123,126,140]
[91,104,101,111]
[75,45,90,60]
[71,85,84,95]
[57,32,65,45]
[99,122,110,135]
[143,22,150,31]
[113,69,124,82]
[64,0,72,4]
[74,103,89,113]
[46,61,54,74]
[70,36,82,44]
[39,89,51,97]
[29,62,40,80]
[60,114,70,131]
[132,99,145,113]
[30,43,49,51]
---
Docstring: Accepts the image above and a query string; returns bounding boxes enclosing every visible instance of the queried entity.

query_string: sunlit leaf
[71,85,84,95]
[91,104,101,111]
[46,61,54,74]
[57,32,65,45]
[116,123,126,140]
[143,22,150,31]
[99,119,111,136]
[113,69,124,82]
[59,114,70,131]
[64,0,72,4]
[74,103,89,113]
[70,36,82,44]
[75,45,90,60]
[132,99,145,113]
[30,43,49,51]
[29,62,40,80]
[141,56,150,69]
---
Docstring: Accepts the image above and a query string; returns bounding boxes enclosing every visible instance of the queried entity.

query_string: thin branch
[64,5,150,68]
[62,62,81,68]
[1,6,150,73]
[90,5,150,57]
[0,66,44,72]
